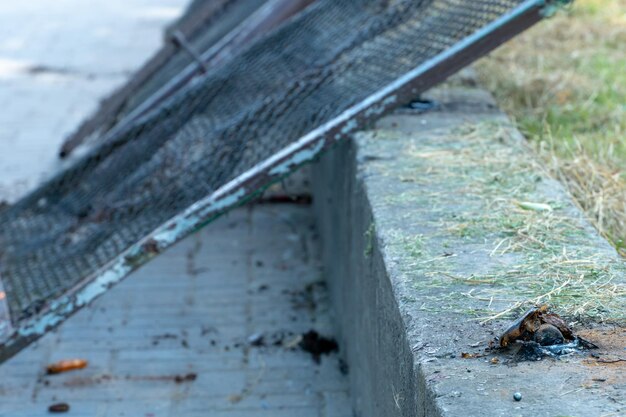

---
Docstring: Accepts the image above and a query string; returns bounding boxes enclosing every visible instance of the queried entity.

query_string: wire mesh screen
[0,0,552,359]
[60,0,267,157]
[122,0,266,127]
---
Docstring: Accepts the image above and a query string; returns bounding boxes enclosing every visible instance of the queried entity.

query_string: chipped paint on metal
[75,262,130,307]
[153,188,247,246]
[15,263,129,338]
[340,119,359,136]
[197,188,247,218]
[153,217,197,246]
[364,95,397,118]
[18,299,74,337]
[269,139,325,175]
[48,296,70,312]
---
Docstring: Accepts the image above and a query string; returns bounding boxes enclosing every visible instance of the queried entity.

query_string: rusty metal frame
[0,0,567,363]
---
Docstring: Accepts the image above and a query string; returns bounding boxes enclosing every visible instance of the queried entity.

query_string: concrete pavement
[0,0,187,202]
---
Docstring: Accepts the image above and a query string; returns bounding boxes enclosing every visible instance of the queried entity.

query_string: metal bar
[0,0,552,364]
[169,30,210,73]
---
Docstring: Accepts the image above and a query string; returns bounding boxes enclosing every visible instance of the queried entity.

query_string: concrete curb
[312,86,625,416]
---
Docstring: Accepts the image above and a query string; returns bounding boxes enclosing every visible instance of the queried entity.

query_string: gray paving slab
[0,204,352,416]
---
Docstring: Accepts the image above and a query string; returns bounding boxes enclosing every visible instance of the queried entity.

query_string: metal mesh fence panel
[0,0,561,360]
[59,0,267,157]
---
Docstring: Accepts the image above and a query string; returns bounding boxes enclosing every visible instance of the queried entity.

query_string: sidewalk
[0,0,186,202]
[0,204,351,417]
[0,2,353,416]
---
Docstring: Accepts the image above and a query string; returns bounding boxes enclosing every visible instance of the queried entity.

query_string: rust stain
[142,238,160,254]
